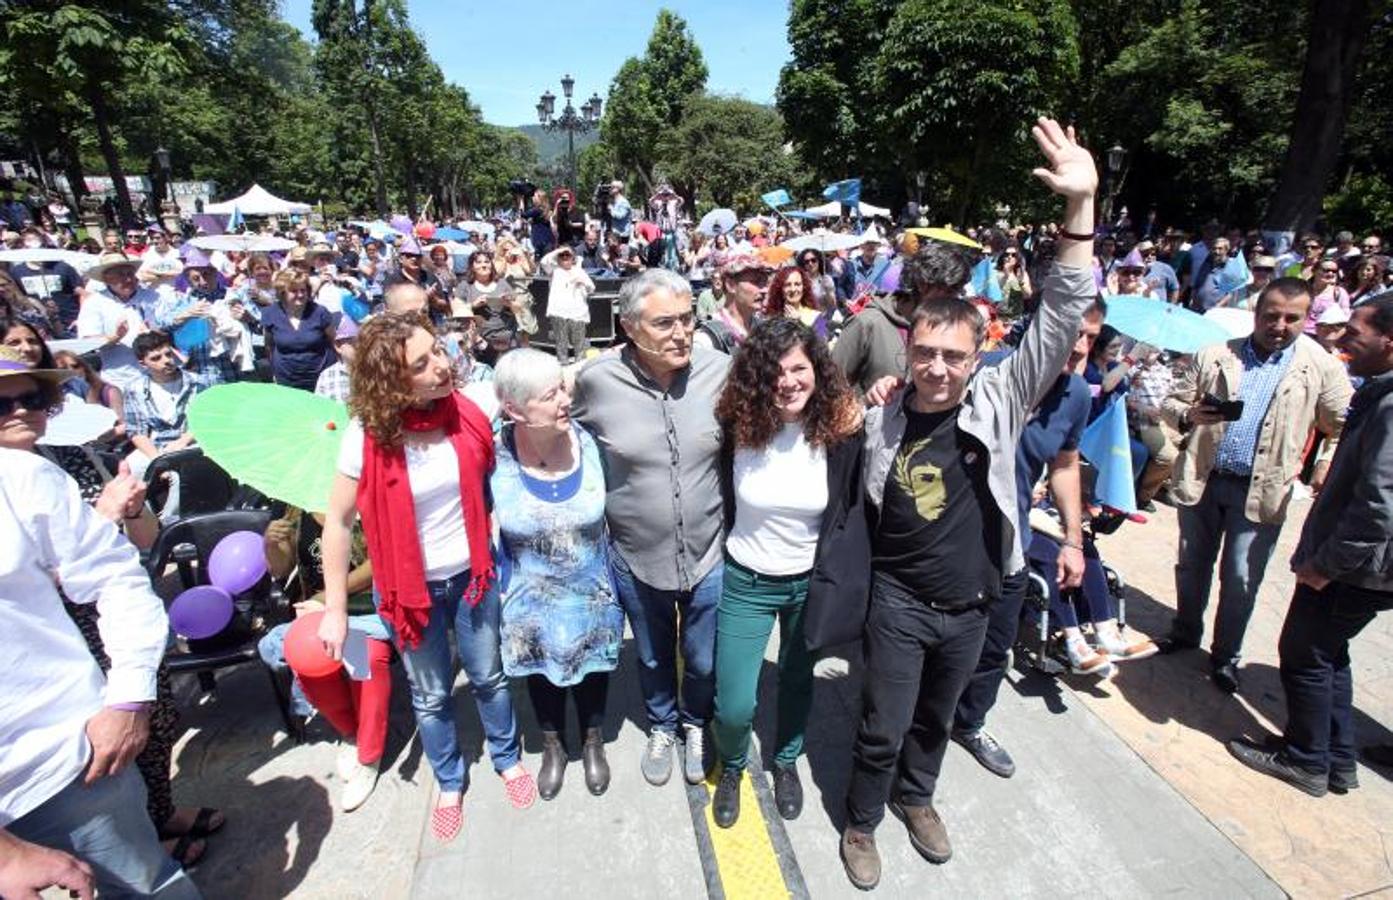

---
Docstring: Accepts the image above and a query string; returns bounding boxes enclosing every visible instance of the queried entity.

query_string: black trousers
[846,574,991,831]
[1279,581,1391,771]
[953,568,1029,733]
[527,672,610,737]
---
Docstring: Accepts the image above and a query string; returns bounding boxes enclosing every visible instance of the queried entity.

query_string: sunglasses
[1305,243,1322,250]
[1004,251,1018,257]
[0,389,47,416]
[1320,267,1338,275]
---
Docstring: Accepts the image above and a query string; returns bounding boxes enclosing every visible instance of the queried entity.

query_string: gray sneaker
[642,729,676,786]
[682,723,709,784]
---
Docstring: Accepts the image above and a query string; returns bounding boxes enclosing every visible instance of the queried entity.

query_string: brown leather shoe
[840,827,881,890]
[582,727,610,796]
[890,800,951,863]
[537,731,566,801]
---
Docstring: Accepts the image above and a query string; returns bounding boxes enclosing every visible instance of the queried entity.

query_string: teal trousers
[712,557,815,772]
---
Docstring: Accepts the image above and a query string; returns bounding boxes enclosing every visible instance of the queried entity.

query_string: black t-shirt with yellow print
[872,405,1003,608]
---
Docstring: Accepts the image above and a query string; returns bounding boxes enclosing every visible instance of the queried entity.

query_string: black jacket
[719,426,871,650]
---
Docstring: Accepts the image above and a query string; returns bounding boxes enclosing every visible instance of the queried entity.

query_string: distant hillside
[515,124,600,166]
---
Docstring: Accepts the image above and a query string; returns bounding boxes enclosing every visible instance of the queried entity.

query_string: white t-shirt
[725,422,829,575]
[149,375,182,422]
[139,246,183,281]
[337,419,471,581]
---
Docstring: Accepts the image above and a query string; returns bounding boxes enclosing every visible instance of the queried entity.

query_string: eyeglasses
[643,311,695,334]
[1304,243,1323,251]
[909,346,975,370]
[0,389,46,416]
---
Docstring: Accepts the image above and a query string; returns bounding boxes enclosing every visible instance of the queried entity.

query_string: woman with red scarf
[318,311,534,844]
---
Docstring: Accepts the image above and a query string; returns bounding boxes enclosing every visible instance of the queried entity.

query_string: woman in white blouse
[710,317,866,828]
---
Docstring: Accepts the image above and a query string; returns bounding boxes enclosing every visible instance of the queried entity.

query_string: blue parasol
[1104,295,1232,353]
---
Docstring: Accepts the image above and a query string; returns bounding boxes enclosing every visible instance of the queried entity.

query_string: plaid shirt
[1127,360,1174,421]
[1213,339,1295,476]
[154,290,237,384]
[314,362,351,403]
[123,370,216,449]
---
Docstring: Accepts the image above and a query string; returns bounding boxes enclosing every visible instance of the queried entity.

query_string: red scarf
[357,392,495,649]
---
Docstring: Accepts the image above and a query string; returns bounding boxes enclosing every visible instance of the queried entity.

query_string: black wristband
[1058,228,1096,242]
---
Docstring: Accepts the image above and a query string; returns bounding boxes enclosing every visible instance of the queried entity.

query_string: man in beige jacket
[1156,277,1352,693]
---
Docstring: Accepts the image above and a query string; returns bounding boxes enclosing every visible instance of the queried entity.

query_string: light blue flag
[1078,394,1137,513]
[761,189,792,208]
[227,206,244,232]
[970,257,1004,303]
[1214,250,1252,298]
[822,178,861,204]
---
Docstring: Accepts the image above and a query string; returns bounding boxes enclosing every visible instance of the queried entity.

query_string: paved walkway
[167,497,1391,898]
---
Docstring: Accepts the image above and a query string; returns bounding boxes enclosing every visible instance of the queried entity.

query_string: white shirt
[546,266,595,322]
[138,246,182,282]
[75,288,159,391]
[337,419,471,581]
[725,422,829,575]
[0,450,167,825]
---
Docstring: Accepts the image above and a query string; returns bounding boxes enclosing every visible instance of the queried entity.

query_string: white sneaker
[341,760,380,812]
[1065,638,1114,678]
[682,724,708,785]
[336,741,359,782]
[1094,628,1159,661]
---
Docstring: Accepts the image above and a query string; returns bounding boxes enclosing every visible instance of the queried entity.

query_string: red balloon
[414,221,436,239]
[283,611,341,678]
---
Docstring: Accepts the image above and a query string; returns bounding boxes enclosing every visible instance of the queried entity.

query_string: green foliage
[599,10,707,194]
[1324,173,1393,236]
[654,95,805,210]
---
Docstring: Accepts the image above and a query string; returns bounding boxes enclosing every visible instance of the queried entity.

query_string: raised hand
[1031,117,1098,201]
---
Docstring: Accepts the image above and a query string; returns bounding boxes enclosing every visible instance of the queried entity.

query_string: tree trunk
[86,80,135,228]
[359,0,390,217]
[58,131,88,205]
[1262,0,1371,233]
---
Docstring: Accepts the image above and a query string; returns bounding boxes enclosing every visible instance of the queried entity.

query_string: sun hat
[1317,305,1350,326]
[182,246,214,270]
[1252,254,1277,271]
[86,252,139,280]
[0,345,77,385]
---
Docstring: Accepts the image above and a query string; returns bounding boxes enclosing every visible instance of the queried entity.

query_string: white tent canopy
[803,199,892,219]
[204,184,312,216]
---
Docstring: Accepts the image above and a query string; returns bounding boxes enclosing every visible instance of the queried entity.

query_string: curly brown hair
[764,265,813,318]
[349,311,436,449]
[715,317,860,450]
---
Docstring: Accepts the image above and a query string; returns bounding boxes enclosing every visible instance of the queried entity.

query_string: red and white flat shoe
[431,800,463,843]
[501,767,537,810]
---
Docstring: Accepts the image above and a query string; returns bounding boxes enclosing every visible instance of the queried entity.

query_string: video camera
[508,179,537,199]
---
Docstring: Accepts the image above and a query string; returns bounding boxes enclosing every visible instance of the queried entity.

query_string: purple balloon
[389,214,413,235]
[169,585,234,639]
[207,530,269,595]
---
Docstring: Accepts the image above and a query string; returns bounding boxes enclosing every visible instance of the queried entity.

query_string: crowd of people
[2,115,1392,897]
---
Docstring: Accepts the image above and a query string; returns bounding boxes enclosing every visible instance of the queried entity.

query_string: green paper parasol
[188,383,349,513]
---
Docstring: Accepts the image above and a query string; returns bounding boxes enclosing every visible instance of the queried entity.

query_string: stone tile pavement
[162,496,1389,899]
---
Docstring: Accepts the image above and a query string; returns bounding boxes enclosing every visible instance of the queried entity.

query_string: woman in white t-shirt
[318,311,534,844]
[709,317,867,828]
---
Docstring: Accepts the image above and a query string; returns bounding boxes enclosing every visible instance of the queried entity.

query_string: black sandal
[166,834,206,869]
[159,806,225,841]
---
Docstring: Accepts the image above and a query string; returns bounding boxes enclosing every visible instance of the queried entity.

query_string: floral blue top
[492,423,622,685]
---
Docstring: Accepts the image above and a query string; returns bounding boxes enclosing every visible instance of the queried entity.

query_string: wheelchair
[1012,505,1132,676]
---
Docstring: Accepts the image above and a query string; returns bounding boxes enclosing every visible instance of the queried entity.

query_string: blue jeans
[8,767,201,898]
[387,571,519,793]
[610,546,722,732]
[1173,473,1283,667]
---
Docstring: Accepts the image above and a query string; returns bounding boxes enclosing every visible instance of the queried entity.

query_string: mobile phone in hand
[1202,392,1245,421]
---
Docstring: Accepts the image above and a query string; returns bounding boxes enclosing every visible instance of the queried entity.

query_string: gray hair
[617,268,692,322]
[493,347,562,408]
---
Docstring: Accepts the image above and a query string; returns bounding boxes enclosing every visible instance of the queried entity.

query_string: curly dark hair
[764,265,814,318]
[715,317,860,451]
[349,310,437,449]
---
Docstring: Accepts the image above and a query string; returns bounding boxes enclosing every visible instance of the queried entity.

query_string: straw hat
[0,345,76,385]
[86,252,138,280]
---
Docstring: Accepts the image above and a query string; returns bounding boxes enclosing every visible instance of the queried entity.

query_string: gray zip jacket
[863,264,1096,579]
[1291,370,1393,593]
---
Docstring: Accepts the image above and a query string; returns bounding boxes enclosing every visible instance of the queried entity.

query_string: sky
[280,0,793,127]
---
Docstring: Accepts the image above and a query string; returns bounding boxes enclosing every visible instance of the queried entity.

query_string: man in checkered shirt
[1156,278,1352,695]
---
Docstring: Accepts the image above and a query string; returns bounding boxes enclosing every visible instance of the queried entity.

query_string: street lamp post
[536,75,601,191]
[1103,143,1125,228]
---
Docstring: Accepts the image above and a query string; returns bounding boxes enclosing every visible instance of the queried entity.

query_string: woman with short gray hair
[491,348,622,800]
